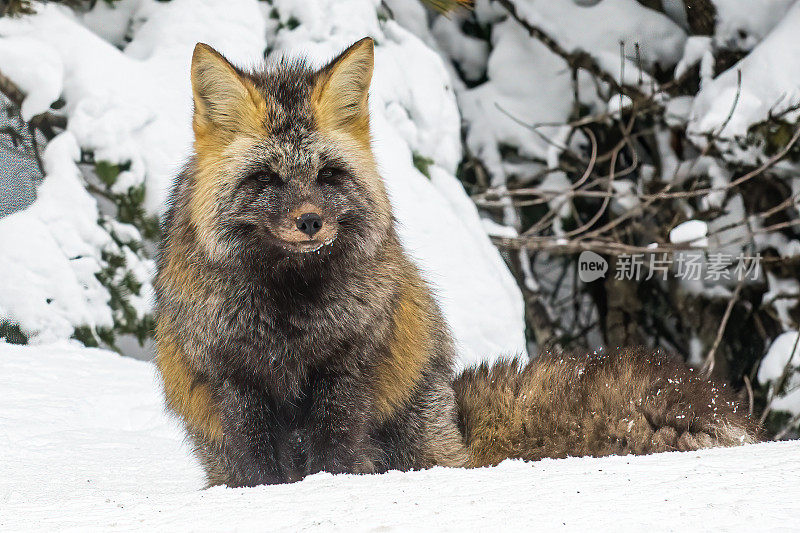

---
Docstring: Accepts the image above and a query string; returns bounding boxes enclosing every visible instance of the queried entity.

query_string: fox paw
[651,426,715,451]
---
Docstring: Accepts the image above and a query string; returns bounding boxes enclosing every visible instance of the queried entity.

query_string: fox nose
[296,212,323,237]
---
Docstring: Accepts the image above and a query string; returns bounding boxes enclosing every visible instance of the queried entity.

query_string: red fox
[154,38,756,487]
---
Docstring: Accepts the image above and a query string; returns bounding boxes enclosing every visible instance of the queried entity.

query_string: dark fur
[155,40,757,488]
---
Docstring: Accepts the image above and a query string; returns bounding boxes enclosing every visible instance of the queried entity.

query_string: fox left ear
[190,43,265,135]
[312,37,374,140]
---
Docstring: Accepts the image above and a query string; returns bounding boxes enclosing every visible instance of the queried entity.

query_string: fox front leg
[216,379,295,486]
[303,367,376,475]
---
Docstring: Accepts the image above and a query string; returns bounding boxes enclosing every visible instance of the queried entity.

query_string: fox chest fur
[160,238,397,396]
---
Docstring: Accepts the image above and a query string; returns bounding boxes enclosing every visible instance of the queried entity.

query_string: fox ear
[312,37,374,139]
[190,43,264,133]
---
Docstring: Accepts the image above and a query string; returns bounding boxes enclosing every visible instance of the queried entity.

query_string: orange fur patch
[191,43,268,140]
[189,44,270,258]
[189,135,263,258]
[155,323,221,443]
[311,38,373,149]
[158,249,203,302]
[373,281,434,420]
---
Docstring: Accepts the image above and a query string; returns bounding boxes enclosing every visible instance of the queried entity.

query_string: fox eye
[318,166,343,185]
[247,169,279,185]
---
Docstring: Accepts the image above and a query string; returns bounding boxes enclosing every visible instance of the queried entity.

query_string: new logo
[578,251,608,282]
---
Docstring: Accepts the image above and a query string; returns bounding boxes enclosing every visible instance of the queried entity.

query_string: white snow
[0,0,527,363]
[0,133,114,343]
[712,0,797,50]
[459,0,686,181]
[2,341,798,531]
[669,220,709,247]
[762,273,800,329]
[430,15,489,82]
[0,36,62,120]
[759,331,800,382]
[0,0,268,212]
[481,217,519,239]
[690,2,800,143]
[674,36,712,83]
[759,331,800,415]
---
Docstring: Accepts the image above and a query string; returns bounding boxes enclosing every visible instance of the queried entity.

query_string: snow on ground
[0,0,527,363]
[3,341,799,532]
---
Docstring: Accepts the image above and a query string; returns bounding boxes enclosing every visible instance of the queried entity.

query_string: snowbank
[0,0,527,363]
[1,341,798,531]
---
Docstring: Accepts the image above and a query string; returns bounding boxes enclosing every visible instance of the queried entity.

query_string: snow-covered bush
[410,0,800,437]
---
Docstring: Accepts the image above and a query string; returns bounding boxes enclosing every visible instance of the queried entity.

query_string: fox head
[185,38,391,265]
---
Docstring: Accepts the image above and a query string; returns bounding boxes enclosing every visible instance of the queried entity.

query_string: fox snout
[296,212,322,237]
[266,203,338,253]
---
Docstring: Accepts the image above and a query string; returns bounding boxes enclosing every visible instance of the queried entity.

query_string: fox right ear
[190,43,264,134]
[312,37,374,143]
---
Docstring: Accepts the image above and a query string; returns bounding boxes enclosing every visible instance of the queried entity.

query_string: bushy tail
[452,347,758,468]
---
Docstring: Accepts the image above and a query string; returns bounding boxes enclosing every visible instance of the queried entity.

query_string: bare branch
[493,0,645,101]
[0,68,66,140]
[701,278,744,378]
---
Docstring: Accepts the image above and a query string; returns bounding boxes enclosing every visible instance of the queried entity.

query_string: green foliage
[93,160,160,240]
[285,16,300,30]
[72,325,99,347]
[273,14,300,31]
[267,3,300,32]
[94,160,130,187]
[412,152,434,179]
[61,157,160,351]
[747,119,800,161]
